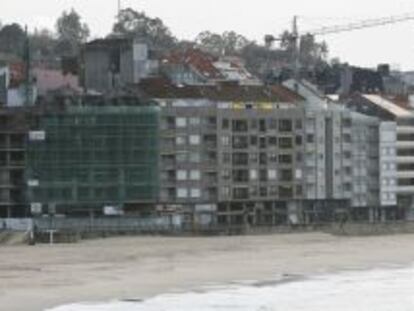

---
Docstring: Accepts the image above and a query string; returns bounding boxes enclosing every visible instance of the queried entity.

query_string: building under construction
[27,96,160,216]
[0,107,30,218]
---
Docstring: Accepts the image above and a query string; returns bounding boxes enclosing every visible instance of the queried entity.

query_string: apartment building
[135,79,362,226]
[343,94,411,219]
[286,81,387,222]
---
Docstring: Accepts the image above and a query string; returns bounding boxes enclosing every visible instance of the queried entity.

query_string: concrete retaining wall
[0,218,33,232]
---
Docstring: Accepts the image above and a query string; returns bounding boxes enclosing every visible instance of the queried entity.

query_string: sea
[47,265,414,311]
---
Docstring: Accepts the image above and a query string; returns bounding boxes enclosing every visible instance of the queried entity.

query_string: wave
[47,265,414,311]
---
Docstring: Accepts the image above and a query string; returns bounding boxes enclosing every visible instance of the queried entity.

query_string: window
[176,170,188,181]
[279,186,293,198]
[177,188,189,198]
[279,154,293,164]
[189,135,201,145]
[269,153,277,163]
[189,152,201,163]
[176,153,187,163]
[221,136,230,146]
[250,136,258,146]
[190,188,201,198]
[259,187,268,197]
[251,119,258,130]
[280,169,293,182]
[233,170,249,182]
[250,153,258,163]
[269,186,278,196]
[222,152,231,164]
[269,118,277,130]
[233,187,249,199]
[189,117,201,125]
[232,136,249,149]
[259,153,267,165]
[207,117,217,127]
[232,119,248,132]
[259,169,268,182]
[176,117,187,128]
[222,119,230,129]
[268,136,278,146]
[307,134,314,143]
[250,186,258,197]
[295,135,303,146]
[295,169,303,179]
[176,136,186,145]
[268,169,277,180]
[343,134,352,143]
[222,170,231,181]
[259,119,267,132]
[279,119,293,132]
[259,137,267,149]
[190,170,201,181]
[279,137,293,149]
[222,187,231,198]
[250,169,258,181]
[295,119,303,130]
[161,116,175,130]
[233,153,249,165]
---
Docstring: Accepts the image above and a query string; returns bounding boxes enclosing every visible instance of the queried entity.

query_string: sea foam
[47,265,414,311]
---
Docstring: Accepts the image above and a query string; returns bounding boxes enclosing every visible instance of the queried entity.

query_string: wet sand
[1,233,414,311]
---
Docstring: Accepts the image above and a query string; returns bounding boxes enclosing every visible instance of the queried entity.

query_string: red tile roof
[33,68,81,95]
[164,49,224,80]
[133,78,303,103]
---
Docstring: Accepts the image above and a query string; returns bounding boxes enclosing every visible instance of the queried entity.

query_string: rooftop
[163,49,223,80]
[134,78,303,103]
[362,94,413,118]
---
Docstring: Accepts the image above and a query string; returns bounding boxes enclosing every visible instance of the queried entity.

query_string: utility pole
[23,25,31,106]
[117,0,122,19]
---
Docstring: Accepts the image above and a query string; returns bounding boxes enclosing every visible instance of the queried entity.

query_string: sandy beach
[1,233,414,311]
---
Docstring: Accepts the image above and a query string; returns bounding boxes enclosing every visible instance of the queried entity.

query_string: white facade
[379,122,398,206]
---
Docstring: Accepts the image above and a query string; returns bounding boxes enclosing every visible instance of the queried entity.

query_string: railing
[33,216,184,234]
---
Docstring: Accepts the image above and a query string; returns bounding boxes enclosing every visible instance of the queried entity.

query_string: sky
[2,0,414,70]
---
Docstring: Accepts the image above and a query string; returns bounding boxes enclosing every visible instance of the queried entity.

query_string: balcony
[397,156,414,164]
[397,171,414,178]
[397,126,414,134]
[396,141,414,148]
[396,186,414,194]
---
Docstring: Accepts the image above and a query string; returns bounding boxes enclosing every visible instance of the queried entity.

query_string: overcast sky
[3,0,414,70]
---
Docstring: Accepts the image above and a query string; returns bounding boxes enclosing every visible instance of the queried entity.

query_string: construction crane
[265,13,414,79]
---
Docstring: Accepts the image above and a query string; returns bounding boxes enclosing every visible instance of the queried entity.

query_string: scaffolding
[27,105,160,215]
[0,109,29,218]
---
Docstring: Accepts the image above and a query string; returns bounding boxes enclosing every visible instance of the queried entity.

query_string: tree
[195,31,250,56]
[112,8,176,49]
[0,23,25,54]
[195,31,225,55]
[30,28,57,59]
[55,9,90,56]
